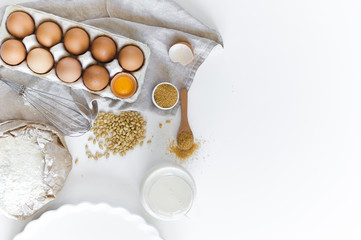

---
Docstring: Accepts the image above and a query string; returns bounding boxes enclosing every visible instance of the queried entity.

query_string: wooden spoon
[177,88,194,150]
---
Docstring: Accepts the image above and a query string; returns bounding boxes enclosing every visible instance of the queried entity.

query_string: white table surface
[2,0,361,239]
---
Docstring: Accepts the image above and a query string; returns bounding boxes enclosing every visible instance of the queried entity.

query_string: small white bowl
[152,82,179,110]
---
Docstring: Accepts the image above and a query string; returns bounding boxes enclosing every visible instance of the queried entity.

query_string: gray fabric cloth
[0,0,222,129]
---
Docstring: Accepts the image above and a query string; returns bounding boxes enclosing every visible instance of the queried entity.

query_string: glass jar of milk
[140,163,196,220]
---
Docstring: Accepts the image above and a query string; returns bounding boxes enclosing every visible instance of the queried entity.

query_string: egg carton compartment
[0,5,150,103]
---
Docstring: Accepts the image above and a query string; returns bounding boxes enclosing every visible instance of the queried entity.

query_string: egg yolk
[114,76,135,95]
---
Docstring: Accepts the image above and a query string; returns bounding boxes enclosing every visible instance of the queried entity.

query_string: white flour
[0,135,47,217]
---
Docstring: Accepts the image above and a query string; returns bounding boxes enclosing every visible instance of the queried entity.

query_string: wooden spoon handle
[180,88,189,129]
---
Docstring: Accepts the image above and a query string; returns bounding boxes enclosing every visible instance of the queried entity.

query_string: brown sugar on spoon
[177,130,194,151]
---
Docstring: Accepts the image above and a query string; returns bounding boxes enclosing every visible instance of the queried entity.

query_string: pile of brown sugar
[169,140,199,161]
[154,83,178,108]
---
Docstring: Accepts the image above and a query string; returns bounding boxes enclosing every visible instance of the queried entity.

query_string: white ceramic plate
[13,203,163,240]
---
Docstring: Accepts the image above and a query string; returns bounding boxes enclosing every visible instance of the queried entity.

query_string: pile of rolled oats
[86,111,146,160]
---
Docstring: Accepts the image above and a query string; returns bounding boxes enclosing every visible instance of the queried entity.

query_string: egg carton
[0,5,151,103]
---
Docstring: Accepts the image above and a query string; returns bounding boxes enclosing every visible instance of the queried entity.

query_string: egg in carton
[0,5,151,103]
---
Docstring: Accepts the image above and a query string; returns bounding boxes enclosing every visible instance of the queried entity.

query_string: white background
[2,0,361,239]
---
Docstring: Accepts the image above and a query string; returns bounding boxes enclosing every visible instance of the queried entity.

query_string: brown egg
[36,21,62,47]
[83,65,109,91]
[91,36,117,62]
[0,39,26,65]
[56,57,82,83]
[63,28,90,55]
[110,72,137,98]
[6,11,35,39]
[27,48,54,74]
[118,45,144,71]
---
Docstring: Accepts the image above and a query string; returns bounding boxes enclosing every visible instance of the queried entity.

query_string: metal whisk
[1,78,93,136]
